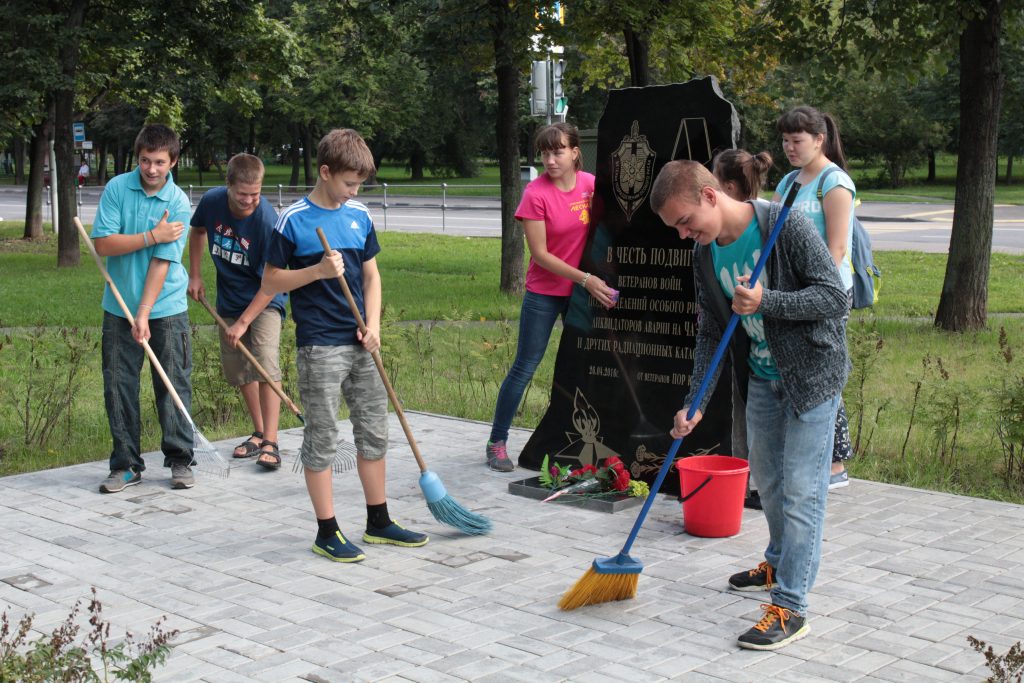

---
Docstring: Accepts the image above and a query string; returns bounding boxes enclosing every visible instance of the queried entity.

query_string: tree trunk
[491,0,524,295]
[935,0,1003,332]
[113,139,125,176]
[1006,154,1014,184]
[927,149,936,182]
[97,141,107,184]
[624,25,650,87]
[53,0,87,266]
[302,124,314,186]
[13,136,26,185]
[248,119,256,155]
[288,123,300,187]
[24,122,48,239]
[409,148,425,181]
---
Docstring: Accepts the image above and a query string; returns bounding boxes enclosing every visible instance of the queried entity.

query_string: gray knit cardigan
[683,200,850,416]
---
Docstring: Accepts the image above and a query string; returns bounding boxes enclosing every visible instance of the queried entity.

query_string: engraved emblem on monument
[556,389,619,467]
[611,120,656,222]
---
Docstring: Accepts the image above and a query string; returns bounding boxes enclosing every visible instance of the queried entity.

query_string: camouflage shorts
[296,345,388,471]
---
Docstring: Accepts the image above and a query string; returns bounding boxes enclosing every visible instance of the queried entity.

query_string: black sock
[366,502,392,530]
[316,516,340,540]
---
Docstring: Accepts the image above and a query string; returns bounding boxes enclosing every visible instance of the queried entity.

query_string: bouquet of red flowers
[539,454,649,501]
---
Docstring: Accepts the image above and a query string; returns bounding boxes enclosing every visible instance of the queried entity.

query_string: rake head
[291,439,358,474]
[192,429,230,478]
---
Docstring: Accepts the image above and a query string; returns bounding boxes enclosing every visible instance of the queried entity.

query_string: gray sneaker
[170,463,195,489]
[99,469,142,494]
[828,469,849,490]
[485,440,514,472]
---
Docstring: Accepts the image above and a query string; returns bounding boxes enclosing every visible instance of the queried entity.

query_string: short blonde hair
[226,153,265,186]
[317,128,376,177]
[650,160,720,212]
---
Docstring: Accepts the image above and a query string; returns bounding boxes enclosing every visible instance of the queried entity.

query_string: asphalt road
[2,186,1022,253]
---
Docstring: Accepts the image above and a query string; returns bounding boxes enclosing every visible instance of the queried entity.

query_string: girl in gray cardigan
[651,160,849,651]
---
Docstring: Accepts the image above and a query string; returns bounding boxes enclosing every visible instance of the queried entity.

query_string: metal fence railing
[48,182,503,234]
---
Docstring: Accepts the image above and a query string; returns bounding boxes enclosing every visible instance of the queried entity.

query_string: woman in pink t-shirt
[485,123,616,472]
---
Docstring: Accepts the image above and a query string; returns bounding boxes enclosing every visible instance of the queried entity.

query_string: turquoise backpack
[782,168,880,309]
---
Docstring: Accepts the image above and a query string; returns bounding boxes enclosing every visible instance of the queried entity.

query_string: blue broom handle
[618,183,801,556]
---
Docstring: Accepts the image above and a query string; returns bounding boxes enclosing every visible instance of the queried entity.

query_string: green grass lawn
[851,154,1024,204]
[4,220,1018,327]
[2,221,1024,504]
[0,223,524,326]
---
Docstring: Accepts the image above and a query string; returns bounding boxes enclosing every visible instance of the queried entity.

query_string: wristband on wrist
[142,231,150,247]
[138,303,153,310]
[149,230,156,245]
[580,272,591,288]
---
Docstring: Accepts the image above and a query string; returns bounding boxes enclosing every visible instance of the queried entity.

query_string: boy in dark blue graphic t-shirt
[188,154,287,469]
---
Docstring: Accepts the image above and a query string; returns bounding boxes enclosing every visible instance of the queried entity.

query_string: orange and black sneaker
[737,604,808,650]
[728,561,774,592]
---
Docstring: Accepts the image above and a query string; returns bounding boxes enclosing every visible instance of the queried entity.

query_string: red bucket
[676,455,749,537]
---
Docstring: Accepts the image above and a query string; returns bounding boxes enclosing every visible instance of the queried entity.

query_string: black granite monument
[518,77,740,497]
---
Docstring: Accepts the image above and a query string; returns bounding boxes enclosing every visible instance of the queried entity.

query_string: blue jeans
[489,291,568,443]
[746,376,840,615]
[102,312,194,472]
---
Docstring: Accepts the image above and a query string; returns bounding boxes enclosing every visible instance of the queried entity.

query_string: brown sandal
[257,440,281,470]
[233,431,264,458]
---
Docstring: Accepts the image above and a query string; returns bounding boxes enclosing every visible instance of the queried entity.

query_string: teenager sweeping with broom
[485,122,616,472]
[262,129,428,563]
[659,161,849,649]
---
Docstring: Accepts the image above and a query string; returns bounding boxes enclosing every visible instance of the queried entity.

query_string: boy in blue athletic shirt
[651,161,849,650]
[187,153,287,470]
[262,128,428,563]
[92,124,195,493]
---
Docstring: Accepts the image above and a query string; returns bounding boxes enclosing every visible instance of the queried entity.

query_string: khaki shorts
[297,344,388,471]
[219,309,283,386]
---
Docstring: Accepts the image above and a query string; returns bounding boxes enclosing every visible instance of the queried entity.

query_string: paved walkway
[1,412,1022,682]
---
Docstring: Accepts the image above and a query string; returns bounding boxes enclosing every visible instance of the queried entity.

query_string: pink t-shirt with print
[515,171,596,296]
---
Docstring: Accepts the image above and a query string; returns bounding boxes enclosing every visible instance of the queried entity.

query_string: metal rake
[291,438,358,474]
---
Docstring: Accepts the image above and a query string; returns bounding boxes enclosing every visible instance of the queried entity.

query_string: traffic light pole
[531,56,567,124]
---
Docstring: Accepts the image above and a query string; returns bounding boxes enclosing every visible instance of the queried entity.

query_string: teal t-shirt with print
[710,216,780,381]
[774,162,855,290]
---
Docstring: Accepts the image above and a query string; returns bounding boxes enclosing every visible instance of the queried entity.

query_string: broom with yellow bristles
[559,182,801,610]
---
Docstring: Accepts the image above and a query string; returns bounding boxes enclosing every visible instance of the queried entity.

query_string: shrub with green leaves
[0,588,177,682]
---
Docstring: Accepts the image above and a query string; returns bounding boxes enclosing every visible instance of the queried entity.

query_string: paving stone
[0,413,1021,681]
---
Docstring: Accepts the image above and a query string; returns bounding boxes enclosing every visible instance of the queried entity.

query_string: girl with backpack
[772,106,855,489]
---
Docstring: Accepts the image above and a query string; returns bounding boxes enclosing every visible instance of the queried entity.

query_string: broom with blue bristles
[316,228,491,535]
[558,183,801,610]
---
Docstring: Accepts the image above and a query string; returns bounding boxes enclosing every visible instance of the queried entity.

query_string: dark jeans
[489,291,568,443]
[102,311,193,472]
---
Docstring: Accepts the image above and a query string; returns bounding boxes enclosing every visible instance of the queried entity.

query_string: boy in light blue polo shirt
[91,124,196,493]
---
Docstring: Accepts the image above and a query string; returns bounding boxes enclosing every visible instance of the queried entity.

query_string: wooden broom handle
[197,294,304,420]
[316,228,428,473]
[73,217,195,428]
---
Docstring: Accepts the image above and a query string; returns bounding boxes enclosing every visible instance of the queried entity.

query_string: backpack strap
[785,165,843,201]
[815,165,840,201]
[751,198,772,239]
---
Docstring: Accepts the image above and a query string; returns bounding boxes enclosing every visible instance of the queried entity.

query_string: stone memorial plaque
[518,77,740,496]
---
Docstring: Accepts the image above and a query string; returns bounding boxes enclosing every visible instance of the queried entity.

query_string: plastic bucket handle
[679,474,713,503]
